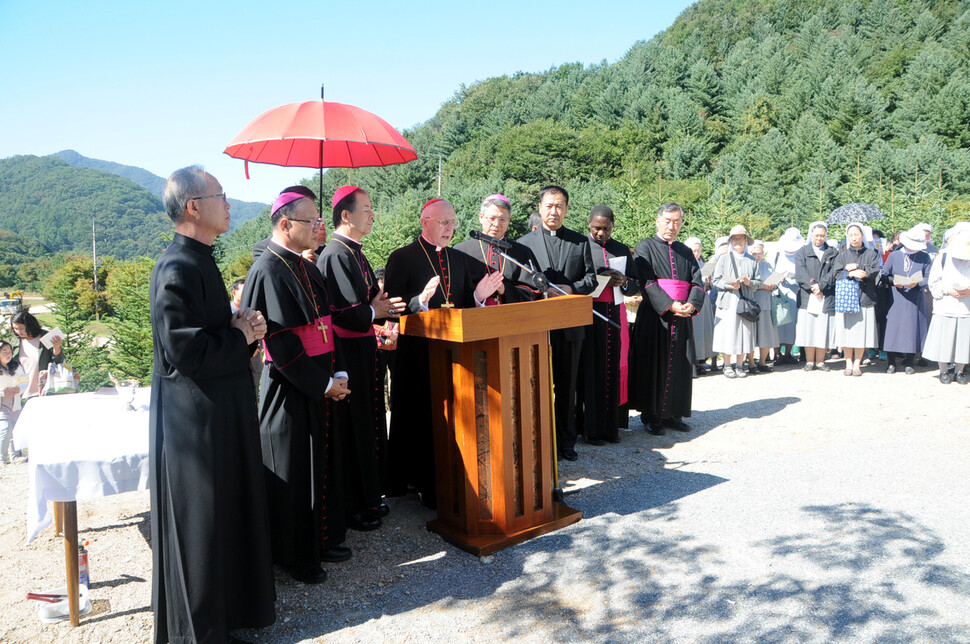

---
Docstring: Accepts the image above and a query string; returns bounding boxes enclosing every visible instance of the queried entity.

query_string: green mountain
[304,0,970,258]
[51,149,269,228]
[52,149,167,196]
[0,155,170,260]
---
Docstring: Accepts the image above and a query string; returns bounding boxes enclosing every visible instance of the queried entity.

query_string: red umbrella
[224,88,418,212]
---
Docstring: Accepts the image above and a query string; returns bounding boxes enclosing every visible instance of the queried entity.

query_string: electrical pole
[437,155,443,197]
[92,219,101,321]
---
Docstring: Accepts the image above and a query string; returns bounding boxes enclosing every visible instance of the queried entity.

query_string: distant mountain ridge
[0,155,170,261]
[51,149,268,227]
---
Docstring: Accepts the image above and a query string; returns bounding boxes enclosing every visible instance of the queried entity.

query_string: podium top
[399,295,593,343]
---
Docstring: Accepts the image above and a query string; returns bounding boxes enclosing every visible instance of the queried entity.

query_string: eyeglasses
[190,192,227,202]
[483,216,510,224]
[431,219,458,227]
[289,218,323,228]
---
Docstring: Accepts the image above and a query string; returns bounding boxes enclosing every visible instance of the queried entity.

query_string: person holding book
[685,237,715,374]
[832,222,881,376]
[748,240,779,373]
[711,225,761,378]
[922,229,970,384]
[9,310,63,399]
[794,222,839,372]
[881,227,932,374]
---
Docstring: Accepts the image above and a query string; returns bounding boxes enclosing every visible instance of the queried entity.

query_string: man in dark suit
[516,185,596,461]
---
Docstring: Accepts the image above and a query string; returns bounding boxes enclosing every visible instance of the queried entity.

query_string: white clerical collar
[655,234,673,245]
[420,233,443,252]
[334,232,362,249]
[272,239,303,258]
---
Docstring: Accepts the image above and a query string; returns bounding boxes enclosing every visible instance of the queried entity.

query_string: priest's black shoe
[348,513,382,531]
[320,546,352,563]
[663,417,691,433]
[287,563,327,584]
[364,503,390,518]
[585,437,606,446]
[562,447,579,461]
[646,422,665,436]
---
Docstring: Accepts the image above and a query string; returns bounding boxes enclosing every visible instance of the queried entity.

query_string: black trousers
[550,330,582,452]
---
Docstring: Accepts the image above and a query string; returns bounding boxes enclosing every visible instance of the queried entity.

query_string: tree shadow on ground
[628,396,801,445]
[244,492,970,642]
[478,501,970,642]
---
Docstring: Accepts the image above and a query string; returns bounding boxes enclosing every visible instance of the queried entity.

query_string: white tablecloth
[15,389,151,543]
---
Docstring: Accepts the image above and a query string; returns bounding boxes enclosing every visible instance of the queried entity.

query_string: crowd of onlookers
[681,220,970,384]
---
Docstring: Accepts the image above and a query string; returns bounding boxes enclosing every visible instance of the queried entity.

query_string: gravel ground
[1,357,969,643]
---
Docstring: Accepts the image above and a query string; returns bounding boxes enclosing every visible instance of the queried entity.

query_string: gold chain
[419,239,452,304]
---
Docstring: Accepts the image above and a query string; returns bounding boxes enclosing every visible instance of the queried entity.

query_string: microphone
[531,271,550,291]
[528,259,550,291]
[468,229,512,250]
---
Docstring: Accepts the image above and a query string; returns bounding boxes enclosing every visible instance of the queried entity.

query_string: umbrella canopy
[827,202,886,226]
[225,100,417,169]
[224,94,418,214]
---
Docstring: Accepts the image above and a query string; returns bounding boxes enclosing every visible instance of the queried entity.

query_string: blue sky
[0,0,695,204]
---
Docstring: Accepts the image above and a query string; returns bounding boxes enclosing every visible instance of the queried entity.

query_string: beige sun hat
[900,226,928,252]
[728,224,754,246]
[948,232,970,261]
[779,227,805,254]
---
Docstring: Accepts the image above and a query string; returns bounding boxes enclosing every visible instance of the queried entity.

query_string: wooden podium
[400,296,590,556]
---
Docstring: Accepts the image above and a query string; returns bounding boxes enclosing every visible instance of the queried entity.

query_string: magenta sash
[656,279,691,301]
[334,324,376,339]
[619,309,630,405]
[263,315,334,362]
[594,286,614,303]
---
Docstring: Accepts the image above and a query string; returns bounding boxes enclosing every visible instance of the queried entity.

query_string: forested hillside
[0,156,170,286]
[51,149,269,227]
[249,0,970,270]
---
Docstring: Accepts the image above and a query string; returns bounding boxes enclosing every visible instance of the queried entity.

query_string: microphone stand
[483,243,623,331]
[478,238,619,501]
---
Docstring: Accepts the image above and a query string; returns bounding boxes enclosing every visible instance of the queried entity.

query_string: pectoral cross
[317,320,329,343]
[440,301,455,308]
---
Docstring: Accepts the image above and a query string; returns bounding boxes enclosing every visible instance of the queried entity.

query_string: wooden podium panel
[401,297,589,555]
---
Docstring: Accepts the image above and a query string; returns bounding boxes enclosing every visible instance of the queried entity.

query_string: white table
[15,388,150,625]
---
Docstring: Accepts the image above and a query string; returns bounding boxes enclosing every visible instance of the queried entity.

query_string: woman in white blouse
[921,229,970,384]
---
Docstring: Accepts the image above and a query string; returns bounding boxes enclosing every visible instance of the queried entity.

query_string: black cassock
[629,236,706,421]
[384,235,479,503]
[516,226,597,454]
[241,240,346,569]
[578,236,641,442]
[149,233,275,644]
[453,237,540,304]
[317,233,386,511]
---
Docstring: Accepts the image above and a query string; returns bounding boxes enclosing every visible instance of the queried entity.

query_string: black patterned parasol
[827,202,886,225]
